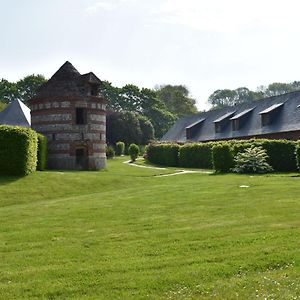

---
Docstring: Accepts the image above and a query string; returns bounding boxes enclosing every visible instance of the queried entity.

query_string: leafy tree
[16,74,46,104]
[101,81,177,139]
[136,114,154,144]
[208,89,237,108]
[156,85,197,117]
[144,106,176,139]
[0,79,18,104]
[100,80,122,112]
[106,111,155,145]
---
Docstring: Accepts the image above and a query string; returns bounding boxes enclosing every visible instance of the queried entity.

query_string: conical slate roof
[51,61,81,81]
[0,100,31,127]
[34,61,102,98]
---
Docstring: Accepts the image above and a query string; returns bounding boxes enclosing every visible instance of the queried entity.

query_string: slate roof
[162,91,300,142]
[0,100,31,127]
[35,61,102,98]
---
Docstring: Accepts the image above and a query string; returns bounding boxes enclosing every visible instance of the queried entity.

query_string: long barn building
[29,61,107,170]
[162,91,300,143]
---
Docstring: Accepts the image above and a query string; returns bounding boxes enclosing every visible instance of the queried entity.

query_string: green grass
[0,157,299,299]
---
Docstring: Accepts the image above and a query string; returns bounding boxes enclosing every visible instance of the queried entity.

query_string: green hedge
[229,139,297,172]
[146,143,180,166]
[145,139,298,172]
[212,143,234,172]
[0,125,38,175]
[37,134,47,171]
[179,143,213,168]
[296,142,300,171]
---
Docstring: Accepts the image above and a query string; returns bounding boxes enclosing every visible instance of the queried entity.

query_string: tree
[0,79,18,104]
[264,82,292,97]
[208,89,237,108]
[156,85,197,117]
[16,74,46,104]
[136,114,155,144]
[100,80,122,112]
[106,111,154,145]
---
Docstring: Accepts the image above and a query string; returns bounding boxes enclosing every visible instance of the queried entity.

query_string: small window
[52,133,56,141]
[232,119,239,131]
[261,114,270,127]
[76,108,86,125]
[90,85,99,96]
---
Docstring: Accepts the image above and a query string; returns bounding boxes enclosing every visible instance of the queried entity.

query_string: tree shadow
[0,175,23,186]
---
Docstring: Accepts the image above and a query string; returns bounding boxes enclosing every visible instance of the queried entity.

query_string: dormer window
[185,118,205,140]
[214,111,235,133]
[90,84,99,96]
[230,107,255,131]
[259,103,284,127]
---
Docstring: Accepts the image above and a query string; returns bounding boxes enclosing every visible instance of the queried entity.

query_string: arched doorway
[75,147,88,170]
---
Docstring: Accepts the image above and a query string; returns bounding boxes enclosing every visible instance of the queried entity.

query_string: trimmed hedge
[179,143,213,168]
[146,143,180,166]
[229,139,297,172]
[37,134,47,171]
[296,142,300,171]
[212,143,234,172]
[0,125,38,175]
[145,139,298,172]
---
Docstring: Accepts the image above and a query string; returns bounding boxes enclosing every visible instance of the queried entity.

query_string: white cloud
[156,0,300,34]
[85,1,117,15]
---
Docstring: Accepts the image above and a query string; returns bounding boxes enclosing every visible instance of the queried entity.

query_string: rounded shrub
[106,145,115,159]
[232,146,273,174]
[115,141,125,156]
[129,143,140,162]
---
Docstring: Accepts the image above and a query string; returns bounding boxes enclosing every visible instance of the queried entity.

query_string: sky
[1,0,300,110]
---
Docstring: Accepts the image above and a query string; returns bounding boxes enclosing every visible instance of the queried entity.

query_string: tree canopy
[0,75,46,105]
[208,81,300,109]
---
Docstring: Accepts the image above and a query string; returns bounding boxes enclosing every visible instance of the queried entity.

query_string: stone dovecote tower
[29,61,107,170]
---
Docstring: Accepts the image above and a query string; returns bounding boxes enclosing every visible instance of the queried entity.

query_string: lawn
[0,157,299,299]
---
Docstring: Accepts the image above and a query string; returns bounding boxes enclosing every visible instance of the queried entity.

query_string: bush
[232,146,273,174]
[179,143,213,169]
[129,143,140,162]
[296,142,300,171]
[0,125,38,175]
[146,143,180,166]
[212,143,234,172]
[106,145,115,159]
[257,140,297,172]
[115,141,125,156]
[37,134,47,171]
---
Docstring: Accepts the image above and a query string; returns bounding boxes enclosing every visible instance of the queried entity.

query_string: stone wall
[30,96,107,170]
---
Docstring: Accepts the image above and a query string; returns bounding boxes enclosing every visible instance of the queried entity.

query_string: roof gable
[0,100,31,127]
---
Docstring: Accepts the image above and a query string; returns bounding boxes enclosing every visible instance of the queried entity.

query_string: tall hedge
[212,143,234,172]
[296,142,300,171]
[0,125,38,175]
[37,133,47,171]
[229,139,297,172]
[179,143,213,168]
[146,143,180,166]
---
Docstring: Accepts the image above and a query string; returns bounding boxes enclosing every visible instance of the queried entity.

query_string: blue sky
[1,0,300,110]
